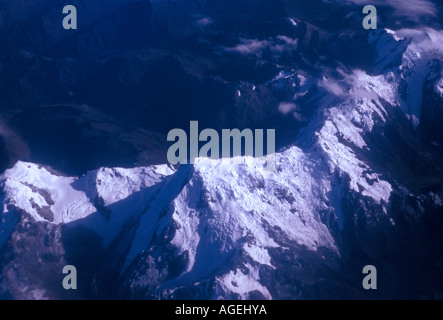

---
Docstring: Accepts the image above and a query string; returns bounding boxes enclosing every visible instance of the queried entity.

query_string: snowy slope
[1,162,96,224]
[369,28,443,122]
[311,70,395,205]
[0,162,175,248]
[144,66,404,297]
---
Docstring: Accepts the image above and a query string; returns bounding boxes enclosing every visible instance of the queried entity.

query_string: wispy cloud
[344,0,437,20]
[226,39,270,55]
[318,69,398,106]
[278,102,298,114]
[224,36,298,59]
[278,102,305,121]
[196,17,214,27]
[318,77,346,98]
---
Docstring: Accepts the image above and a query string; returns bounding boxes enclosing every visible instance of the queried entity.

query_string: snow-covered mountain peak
[1,161,96,224]
[0,161,175,225]
[298,68,396,207]
[369,28,443,120]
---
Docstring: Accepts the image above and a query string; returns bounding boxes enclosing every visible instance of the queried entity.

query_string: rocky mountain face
[0,0,443,299]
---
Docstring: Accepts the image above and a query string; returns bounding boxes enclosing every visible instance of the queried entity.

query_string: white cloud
[226,39,270,55]
[344,0,437,20]
[278,102,305,121]
[292,111,305,121]
[319,77,346,97]
[196,17,214,27]
[278,102,298,114]
[225,36,298,58]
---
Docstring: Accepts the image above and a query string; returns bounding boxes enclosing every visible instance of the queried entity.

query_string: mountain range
[0,0,443,299]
